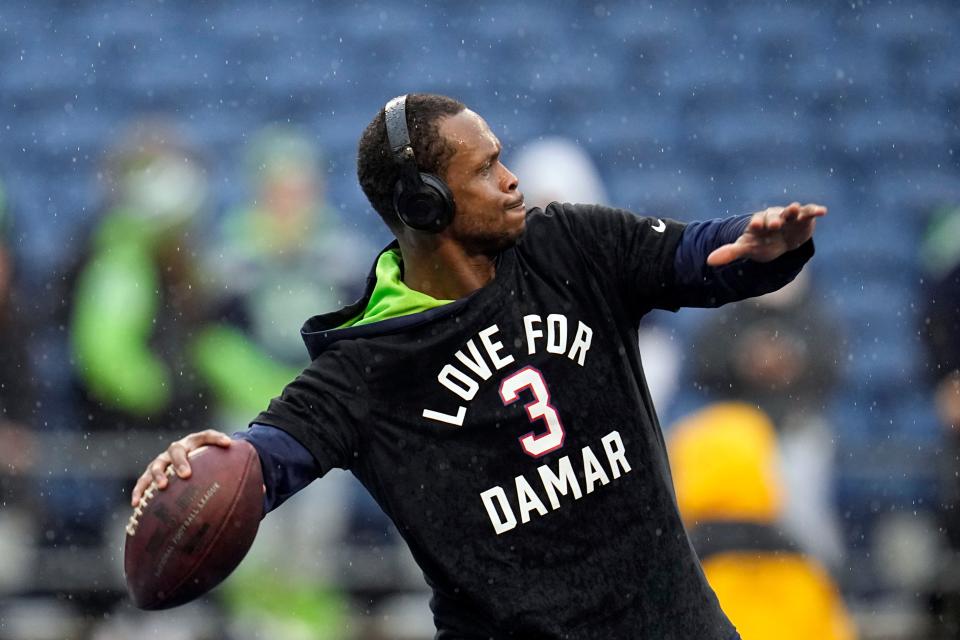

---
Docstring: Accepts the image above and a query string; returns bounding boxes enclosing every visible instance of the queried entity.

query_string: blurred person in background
[511,136,681,411]
[668,402,857,640]
[207,125,372,640]
[70,119,213,434]
[920,205,960,638]
[509,136,609,211]
[691,268,845,567]
[209,125,371,388]
[60,119,216,549]
[0,180,38,596]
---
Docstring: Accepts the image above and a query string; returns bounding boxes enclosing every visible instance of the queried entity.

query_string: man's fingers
[780,203,801,224]
[748,209,768,231]
[149,453,173,488]
[173,430,232,477]
[168,442,191,479]
[131,453,173,507]
[707,243,748,266]
[797,204,827,220]
[129,430,232,507]
[750,202,826,228]
[132,472,152,507]
[750,206,793,232]
[184,429,233,450]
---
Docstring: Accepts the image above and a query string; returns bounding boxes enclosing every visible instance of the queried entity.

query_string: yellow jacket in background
[668,402,857,640]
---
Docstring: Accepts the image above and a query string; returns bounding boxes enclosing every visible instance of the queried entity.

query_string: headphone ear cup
[419,173,455,229]
[394,173,455,233]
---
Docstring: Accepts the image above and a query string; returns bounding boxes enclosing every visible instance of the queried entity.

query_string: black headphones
[384,95,456,233]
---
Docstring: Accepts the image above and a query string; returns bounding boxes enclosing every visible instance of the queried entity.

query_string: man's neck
[397,237,497,301]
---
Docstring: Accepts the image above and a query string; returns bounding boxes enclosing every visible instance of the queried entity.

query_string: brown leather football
[124,440,263,610]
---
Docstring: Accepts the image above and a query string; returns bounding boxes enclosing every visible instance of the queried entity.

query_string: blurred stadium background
[0,0,958,638]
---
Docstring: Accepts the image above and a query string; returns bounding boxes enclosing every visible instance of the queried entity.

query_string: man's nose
[502,166,519,192]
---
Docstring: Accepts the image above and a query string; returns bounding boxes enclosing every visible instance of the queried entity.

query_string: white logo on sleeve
[651,219,666,233]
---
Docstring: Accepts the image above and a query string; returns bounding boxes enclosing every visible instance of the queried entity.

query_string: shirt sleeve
[547,203,687,315]
[550,204,814,314]
[250,348,366,478]
[670,215,815,308]
[233,424,320,515]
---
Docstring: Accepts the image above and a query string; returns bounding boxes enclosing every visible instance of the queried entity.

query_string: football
[124,440,264,610]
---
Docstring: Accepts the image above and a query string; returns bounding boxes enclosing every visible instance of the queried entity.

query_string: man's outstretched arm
[706,202,826,266]
[670,202,826,308]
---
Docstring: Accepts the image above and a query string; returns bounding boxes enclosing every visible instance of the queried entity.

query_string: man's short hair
[357,93,466,230]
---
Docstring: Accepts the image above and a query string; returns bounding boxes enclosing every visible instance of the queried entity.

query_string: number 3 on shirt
[498,366,566,458]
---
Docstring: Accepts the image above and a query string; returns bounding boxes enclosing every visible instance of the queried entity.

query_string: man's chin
[475,224,525,255]
[498,216,528,249]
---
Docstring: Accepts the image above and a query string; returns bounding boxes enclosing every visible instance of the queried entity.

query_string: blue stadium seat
[725,168,844,214]
[207,2,307,41]
[592,2,704,43]
[830,393,879,446]
[873,168,960,215]
[826,276,916,325]
[834,108,953,171]
[463,1,574,40]
[661,47,760,97]
[576,102,679,153]
[0,47,92,98]
[605,165,714,220]
[921,52,960,106]
[846,339,920,394]
[833,415,940,506]
[76,1,181,39]
[790,39,890,99]
[676,84,756,122]
[727,3,835,47]
[4,168,94,272]
[892,394,942,444]
[859,3,956,41]
[183,107,255,157]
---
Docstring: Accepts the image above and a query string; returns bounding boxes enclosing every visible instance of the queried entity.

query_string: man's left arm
[666,202,826,308]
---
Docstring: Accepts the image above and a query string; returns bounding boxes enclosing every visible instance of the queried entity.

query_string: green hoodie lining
[339,248,452,328]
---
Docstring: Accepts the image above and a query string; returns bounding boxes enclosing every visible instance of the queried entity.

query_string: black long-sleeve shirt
[237,205,812,639]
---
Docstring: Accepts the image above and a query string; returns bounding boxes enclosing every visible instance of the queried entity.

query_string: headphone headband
[384,95,422,193]
[384,95,411,157]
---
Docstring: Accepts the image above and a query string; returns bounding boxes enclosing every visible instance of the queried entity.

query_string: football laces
[126,465,176,537]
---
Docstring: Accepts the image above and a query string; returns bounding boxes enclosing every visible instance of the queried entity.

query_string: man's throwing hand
[130,429,233,507]
[706,202,827,266]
